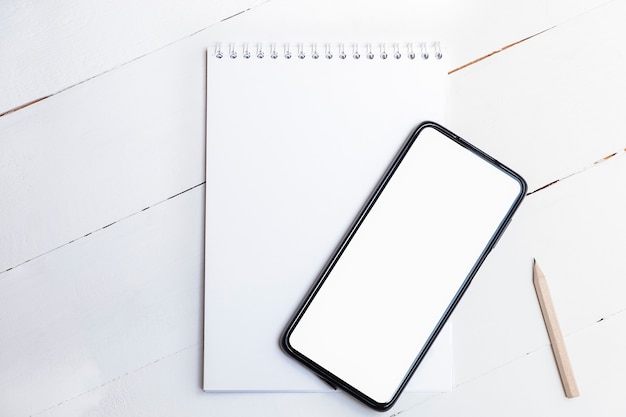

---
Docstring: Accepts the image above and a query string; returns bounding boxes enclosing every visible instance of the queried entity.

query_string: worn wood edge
[448,27,555,75]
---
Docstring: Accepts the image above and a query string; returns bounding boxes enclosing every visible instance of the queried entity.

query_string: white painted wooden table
[2,0,626,415]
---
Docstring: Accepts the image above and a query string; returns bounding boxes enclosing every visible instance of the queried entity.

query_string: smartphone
[281,121,526,410]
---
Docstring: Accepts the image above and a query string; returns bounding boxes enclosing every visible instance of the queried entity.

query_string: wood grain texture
[0,31,209,272]
[0,184,205,416]
[0,0,607,115]
[447,0,626,192]
[408,311,626,416]
[196,0,610,76]
[1,0,625,416]
[0,0,264,114]
[450,142,626,388]
[533,261,579,398]
[17,264,626,417]
[0,0,612,273]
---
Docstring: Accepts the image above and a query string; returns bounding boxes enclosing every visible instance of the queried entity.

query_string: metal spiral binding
[213,42,442,60]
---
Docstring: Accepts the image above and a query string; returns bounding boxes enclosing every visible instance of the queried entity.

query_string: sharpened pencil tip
[532,259,544,282]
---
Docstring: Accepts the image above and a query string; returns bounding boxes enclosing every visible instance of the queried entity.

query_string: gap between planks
[30,343,199,417]
[0,2,269,119]
[1,4,620,415]
[0,182,205,277]
[526,147,626,196]
[404,304,626,413]
[25,172,626,414]
[0,9,613,275]
[448,26,555,75]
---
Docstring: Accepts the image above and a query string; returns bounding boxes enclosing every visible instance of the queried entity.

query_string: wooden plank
[1,2,625,415]
[0,0,611,273]
[0,0,607,115]
[0,0,263,114]
[451,142,626,386]
[3,167,623,415]
[446,2,626,385]
[407,311,625,416]
[199,0,609,74]
[0,184,205,416]
[448,0,626,191]
[27,276,626,417]
[0,30,210,272]
[30,342,439,417]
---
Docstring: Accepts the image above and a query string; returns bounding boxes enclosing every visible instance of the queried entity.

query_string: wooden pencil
[532,259,580,398]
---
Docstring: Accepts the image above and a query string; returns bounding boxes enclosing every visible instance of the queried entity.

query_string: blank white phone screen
[287,126,523,405]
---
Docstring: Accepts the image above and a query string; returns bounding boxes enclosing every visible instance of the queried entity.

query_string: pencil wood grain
[532,260,580,398]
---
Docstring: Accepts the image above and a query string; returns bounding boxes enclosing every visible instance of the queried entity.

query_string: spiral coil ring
[213,42,442,60]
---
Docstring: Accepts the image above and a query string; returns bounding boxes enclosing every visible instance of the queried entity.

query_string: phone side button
[317,373,338,390]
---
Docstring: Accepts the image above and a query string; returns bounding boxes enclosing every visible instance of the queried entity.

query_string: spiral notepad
[203,42,449,392]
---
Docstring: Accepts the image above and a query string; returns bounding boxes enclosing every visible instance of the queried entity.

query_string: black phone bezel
[281,121,527,411]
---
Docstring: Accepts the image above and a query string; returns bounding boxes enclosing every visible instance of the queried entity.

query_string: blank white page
[204,43,447,392]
